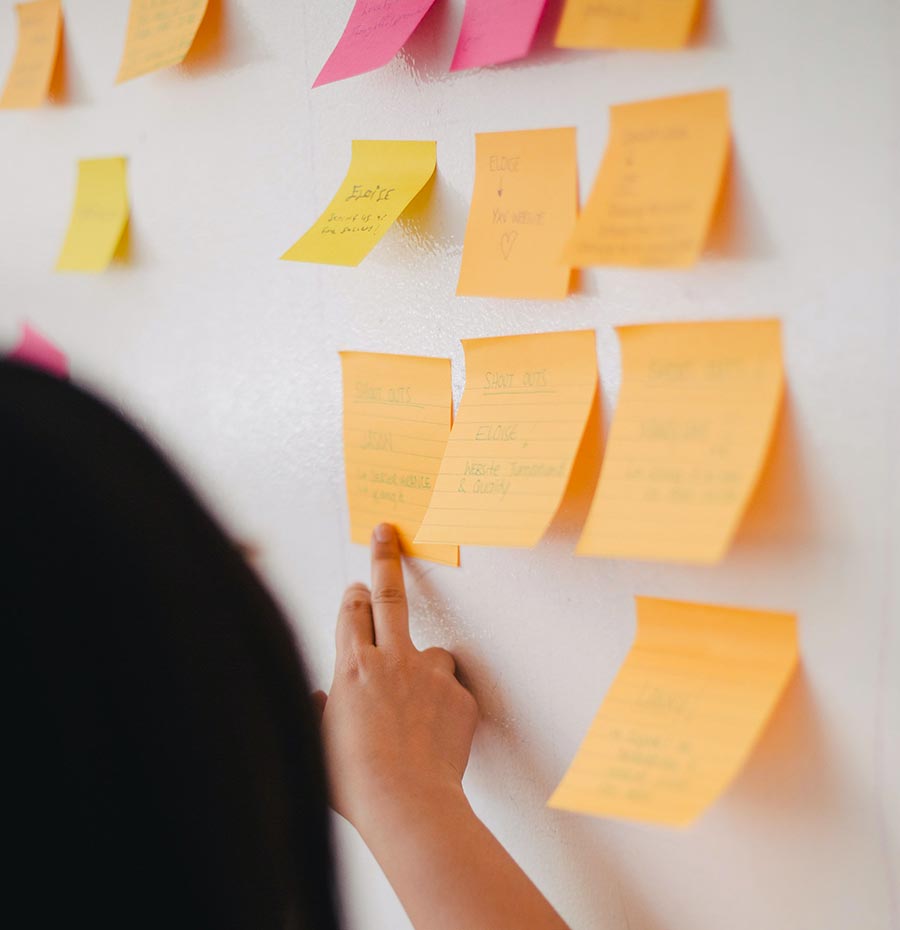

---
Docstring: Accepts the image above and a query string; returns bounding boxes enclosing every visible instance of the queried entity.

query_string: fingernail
[373,523,394,543]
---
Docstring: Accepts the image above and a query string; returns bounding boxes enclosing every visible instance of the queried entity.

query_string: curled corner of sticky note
[8,323,68,378]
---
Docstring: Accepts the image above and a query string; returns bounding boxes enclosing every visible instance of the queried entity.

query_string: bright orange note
[564,89,729,268]
[341,352,458,566]
[116,0,209,83]
[457,128,578,300]
[415,331,598,548]
[0,0,62,109]
[577,319,784,564]
[549,596,798,826]
[556,0,701,49]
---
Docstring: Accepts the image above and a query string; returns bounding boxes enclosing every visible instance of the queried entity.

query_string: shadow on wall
[394,170,470,257]
[180,0,269,76]
[48,22,89,105]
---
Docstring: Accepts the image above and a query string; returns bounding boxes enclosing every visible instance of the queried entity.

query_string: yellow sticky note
[577,319,784,564]
[457,128,578,299]
[416,330,598,548]
[341,352,458,566]
[564,89,729,268]
[56,158,130,273]
[0,0,62,109]
[549,597,798,826]
[556,0,701,49]
[116,0,209,83]
[282,140,437,267]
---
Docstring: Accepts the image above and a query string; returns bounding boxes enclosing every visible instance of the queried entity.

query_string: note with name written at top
[314,0,440,87]
[549,596,798,826]
[0,0,62,109]
[450,0,549,71]
[577,319,784,564]
[457,128,578,300]
[282,140,437,267]
[415,330,598,548]
[564,89,729,268]
[56,158,130,273]
[341,352,458,566]
[116,0,209,83]
[556,0,701,49]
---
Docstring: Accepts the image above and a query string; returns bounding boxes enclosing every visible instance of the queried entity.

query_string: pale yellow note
[56,158,129,273]
[0,0,62,109]
[457,128,577,300]
[282,140,437,267]
[577,319,783,564]
[341,351,458,566]
[556,0,701,49]
[564,89,729,268]
[415,330,598,548]
[116,0,209,83]
[549,596,798,826]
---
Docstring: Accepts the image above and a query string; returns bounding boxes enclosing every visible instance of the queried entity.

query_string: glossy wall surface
[1,1,898,927]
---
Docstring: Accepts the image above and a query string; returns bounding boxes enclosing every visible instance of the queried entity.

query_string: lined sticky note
[415,330,598,548]
[314,0,440,87]
[564,89,729,268]
[56,158,129,273]
[457,128,577,300]
[577,320,784,564]
[282,140,437,267]
[556,0,701,49]
[549,597,798,826]
[450,0,549,71]
[0,0,62,109]
[341,351,458,566]
[116,0,209,83]
[8,323,68,378]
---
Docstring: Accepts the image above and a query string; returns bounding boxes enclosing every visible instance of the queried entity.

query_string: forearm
[357,784,570,930]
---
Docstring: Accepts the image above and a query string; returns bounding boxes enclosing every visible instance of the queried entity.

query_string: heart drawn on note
[499,230,518,261]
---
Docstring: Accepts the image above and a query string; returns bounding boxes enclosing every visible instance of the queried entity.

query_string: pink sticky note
[313,0,441,88]
[8,324,68,378]
[450,0,548,71]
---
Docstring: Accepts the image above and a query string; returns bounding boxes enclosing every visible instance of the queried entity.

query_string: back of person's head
[3,362,341,930]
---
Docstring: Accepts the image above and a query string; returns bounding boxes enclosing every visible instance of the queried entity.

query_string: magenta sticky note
[8,324,68,378]
[313,0,441,88]
[450,0,548,71]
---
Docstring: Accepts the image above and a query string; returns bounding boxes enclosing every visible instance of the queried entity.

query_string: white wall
[1,1,898,928]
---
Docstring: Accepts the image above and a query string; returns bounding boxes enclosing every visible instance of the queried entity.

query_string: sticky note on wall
[314,0,440,87]
[457,128,577,300]
[8,323,68,378]
[282,140,436,267]
[549,597,798,826]
[0,0,62,109]
[564,89,729,268]
[577,319,784,564]
[416,330,598,548]
[116,0,209,83]
[556,0,701,49]
[451,0,549,71]
[56,158,130,273]
[341,351,458,566]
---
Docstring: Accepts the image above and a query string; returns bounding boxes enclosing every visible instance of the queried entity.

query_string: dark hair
[3,362,341,930]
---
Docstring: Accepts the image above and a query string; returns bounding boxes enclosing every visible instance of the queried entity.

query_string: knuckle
[341,584,370,613]
[372,586,405,605]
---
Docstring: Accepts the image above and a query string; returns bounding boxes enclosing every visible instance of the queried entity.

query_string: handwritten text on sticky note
[577,319,784,564]
[451,0,548,71]
[457,128,577,300]
[556,0,700,49]
[564,89,729,268]
[549,596,798,826]
[116,0,209,83]
[341,351,458,566]
[0,0,62,109]
[416,330,598,548]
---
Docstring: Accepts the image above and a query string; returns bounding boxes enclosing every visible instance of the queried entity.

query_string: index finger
[370,523,412,651]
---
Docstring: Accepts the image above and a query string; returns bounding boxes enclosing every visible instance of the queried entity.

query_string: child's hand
[318,523,478,834]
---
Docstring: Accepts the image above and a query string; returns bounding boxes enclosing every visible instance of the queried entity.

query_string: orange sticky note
[0,0,62,109]
[457,128,578,300]
[549,597,798,826]
[564,89,729,268]
[116,0,209,83]
[555,0,701,49]
[341,351,458,566]
[415,330,598,548]
[577,319,784,564]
